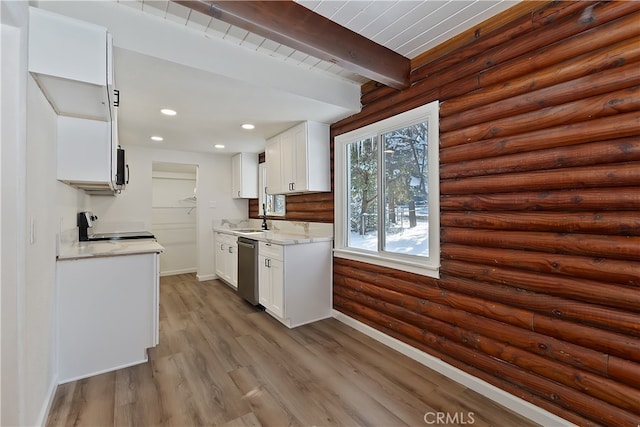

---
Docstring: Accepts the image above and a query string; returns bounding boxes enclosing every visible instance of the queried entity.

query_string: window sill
[333,248,440,279]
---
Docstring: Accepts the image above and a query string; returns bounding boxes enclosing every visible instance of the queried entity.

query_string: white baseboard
[196,273,217,281]
[37,374,58,427]
[159,268,196,277]
[332,310,575,427]
[57,357,148,385]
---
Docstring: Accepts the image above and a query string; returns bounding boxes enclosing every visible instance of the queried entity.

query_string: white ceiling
[35,0,520,155]
[298,0,519,59]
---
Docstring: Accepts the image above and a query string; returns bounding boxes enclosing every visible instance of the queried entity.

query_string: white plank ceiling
[120,0,520,85]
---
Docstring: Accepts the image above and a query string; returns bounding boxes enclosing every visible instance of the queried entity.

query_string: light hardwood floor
[46,273,539,427]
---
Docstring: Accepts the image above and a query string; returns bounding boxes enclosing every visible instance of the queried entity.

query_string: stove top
[84,231,156,241]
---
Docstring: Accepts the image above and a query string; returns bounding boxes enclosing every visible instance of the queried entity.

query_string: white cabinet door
[215,234,226,279]
[215,232,238,289]
[258,242,285,318]
[258,254,271,307]
[228,240,238,289]
[56,116,114,189]
[269,258,284,318]
[265,135,284,194]
[292,123,308,192]
[280,126,297,192]
[231,154,242,198]
[231,153,258,198]
[223,244,232,284]
[258,255,283,317]
[28,7,114,121]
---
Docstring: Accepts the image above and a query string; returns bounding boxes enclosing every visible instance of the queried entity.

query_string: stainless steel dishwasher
[237,237,259,305]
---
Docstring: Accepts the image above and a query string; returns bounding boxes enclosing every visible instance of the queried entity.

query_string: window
[259,163,285,216]
[334,101,440,278]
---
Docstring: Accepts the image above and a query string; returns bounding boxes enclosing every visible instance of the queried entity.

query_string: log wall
[332,2,640,426]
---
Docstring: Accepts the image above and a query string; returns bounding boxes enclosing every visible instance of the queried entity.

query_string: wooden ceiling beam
[173,0,411,90]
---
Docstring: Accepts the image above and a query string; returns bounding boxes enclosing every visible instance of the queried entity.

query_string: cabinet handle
[228,247,233,254]
[237,190,240,197]
[220,244,224,250]
[113,89,120,107]
[125,164,129,184]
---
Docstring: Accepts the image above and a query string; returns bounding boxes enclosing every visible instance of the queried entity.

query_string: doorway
[151,162,198,276]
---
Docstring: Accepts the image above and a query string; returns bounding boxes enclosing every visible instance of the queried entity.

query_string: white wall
[91,145,247,280]
[2,2,88,424]
[23,75,59,427]
[1,3,28,425]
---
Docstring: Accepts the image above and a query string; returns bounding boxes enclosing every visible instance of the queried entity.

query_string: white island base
[56,251,160,383]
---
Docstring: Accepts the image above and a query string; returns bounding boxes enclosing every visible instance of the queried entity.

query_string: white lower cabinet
[258,240,332,328]
[258,244,284,318]
[56,252,159,383]
[215,232,238,289]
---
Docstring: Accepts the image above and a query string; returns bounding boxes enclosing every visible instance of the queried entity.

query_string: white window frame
[334,100,440,278]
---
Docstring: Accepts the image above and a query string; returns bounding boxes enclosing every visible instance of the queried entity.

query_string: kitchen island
[56,239,164,383]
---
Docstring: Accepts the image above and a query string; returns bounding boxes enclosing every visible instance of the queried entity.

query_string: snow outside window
[334,101,440,278]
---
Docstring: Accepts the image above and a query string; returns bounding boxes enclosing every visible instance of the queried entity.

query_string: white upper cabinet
[231,153,258,199]
[56,116,117,193]
[28,7,115,122]
[265,135,284,195]
[265,121,330,195]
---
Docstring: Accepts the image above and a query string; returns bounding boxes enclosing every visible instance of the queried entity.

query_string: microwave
[115,146,128,190]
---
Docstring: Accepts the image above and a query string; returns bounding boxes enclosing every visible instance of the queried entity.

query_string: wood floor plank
[45,382,77,426]
[49,372,116,427]
[219,411,262,427]
[228,366,302,426]
[152,353,207,426]
[177,328,253,424]
[114,360,165,426]
[46,274,540,427]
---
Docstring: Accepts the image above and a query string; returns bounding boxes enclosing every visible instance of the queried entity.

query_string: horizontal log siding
[333,2,640,426]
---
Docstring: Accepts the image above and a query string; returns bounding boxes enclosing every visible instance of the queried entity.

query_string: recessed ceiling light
[241,123,255,130]
[214,144,225,149]
[160,109,177,116]
[150,136,164,142]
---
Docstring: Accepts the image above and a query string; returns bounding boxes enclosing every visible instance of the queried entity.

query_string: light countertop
[213,227,333,245]
[57,239,165,260]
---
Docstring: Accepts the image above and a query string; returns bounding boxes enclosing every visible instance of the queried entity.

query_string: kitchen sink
[234,229,266,234]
